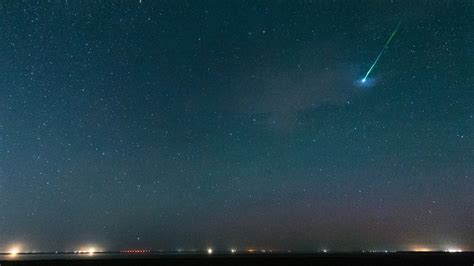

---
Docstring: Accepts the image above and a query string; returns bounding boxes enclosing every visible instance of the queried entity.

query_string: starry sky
[0,0,473,252]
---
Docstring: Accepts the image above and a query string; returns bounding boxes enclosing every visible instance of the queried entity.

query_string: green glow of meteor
[362,21,401,82]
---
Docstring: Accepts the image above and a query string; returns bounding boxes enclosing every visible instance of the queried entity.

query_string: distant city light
[88,247,96,255]
[207,248,213,254]
[9,247,20,256]
[121,249,151,253]
[414,248,431,252]
[231,249,236,253]
[411,246,432,252]
[322,249,328,253]
[74,246,100,255]
[446,248,463,253]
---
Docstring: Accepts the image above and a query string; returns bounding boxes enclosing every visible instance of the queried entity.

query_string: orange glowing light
[410,245,432,252]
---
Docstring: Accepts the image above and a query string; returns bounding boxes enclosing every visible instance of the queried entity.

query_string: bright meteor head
[355,77,375,88]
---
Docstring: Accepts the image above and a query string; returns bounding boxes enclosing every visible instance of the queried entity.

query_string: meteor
[362,21,401,82]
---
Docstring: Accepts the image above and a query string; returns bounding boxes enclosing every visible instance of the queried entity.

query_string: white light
[362,78,366,83]
[207,248,213,254]
[9,247,20,256]
[231,249,236,253]
[88,247,96,255]
[446,249,462,253]
[77,246,99,255]
[322,249,328,253]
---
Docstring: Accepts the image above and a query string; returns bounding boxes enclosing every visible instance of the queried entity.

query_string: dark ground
[2,253,474,266]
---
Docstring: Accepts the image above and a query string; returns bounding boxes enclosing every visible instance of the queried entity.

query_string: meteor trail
[362,21,401,82]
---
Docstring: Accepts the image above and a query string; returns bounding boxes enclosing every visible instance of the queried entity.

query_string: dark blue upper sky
[0,0,473,252]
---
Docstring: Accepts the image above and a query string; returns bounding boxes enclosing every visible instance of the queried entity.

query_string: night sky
[0,0,473,252]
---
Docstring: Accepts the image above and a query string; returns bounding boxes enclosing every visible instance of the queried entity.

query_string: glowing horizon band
[363,21,401,81]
